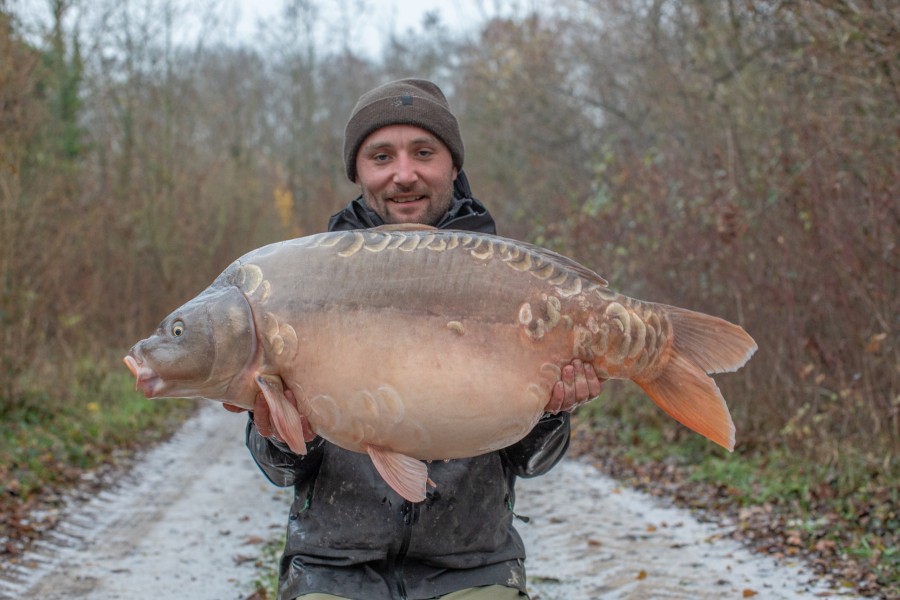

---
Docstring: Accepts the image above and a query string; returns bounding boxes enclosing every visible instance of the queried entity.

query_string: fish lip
[123,354,140,377]
[123,354,163,398]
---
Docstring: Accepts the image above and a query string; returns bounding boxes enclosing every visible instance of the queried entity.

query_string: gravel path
[1,404,847,599]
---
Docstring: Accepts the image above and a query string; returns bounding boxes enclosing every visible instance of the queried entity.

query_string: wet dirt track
[1,405,850,599]
[0,404,291,600]
[515,461,841,599]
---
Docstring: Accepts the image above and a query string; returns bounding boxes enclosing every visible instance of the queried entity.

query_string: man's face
[355,124,458,226]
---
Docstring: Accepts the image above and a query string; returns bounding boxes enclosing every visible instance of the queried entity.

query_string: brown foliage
[0,8,90,398]
[1,1,896,464]
[562,0,899,457]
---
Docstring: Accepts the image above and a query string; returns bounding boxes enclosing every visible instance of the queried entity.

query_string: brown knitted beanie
[343,78,464,182]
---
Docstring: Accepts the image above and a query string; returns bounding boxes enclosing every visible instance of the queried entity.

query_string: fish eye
[172,320,185,337]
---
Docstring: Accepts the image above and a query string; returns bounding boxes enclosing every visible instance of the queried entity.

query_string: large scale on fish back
[124,224,756,502]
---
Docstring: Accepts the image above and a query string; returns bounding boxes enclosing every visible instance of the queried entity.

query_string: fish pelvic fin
[366,445,428,503]
[256,374,307,456]
[635,308,756,452]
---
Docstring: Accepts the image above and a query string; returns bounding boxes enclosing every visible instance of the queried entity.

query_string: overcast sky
[8,0,531,57]
[229,0,522,56]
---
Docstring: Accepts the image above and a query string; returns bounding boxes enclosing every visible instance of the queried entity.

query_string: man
[232,79,602,600]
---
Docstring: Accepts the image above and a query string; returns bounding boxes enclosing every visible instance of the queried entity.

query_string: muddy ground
[0,404,853,599]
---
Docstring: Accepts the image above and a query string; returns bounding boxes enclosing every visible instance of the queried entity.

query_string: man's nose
[392,154,419,185]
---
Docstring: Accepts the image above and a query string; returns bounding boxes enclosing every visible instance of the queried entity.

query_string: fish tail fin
[636,307,757,451]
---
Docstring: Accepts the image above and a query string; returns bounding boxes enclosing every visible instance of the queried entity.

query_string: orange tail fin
[636,307,757,451]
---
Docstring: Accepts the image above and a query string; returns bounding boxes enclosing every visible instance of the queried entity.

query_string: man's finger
[547,380,565,414]
[574,367,591,401]
[583,363,604,398]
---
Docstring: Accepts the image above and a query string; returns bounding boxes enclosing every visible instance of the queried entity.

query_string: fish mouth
[123,354,164,398]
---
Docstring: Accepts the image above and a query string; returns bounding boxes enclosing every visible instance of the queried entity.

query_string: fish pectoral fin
[256,374,307,456]
[366,445,428,503]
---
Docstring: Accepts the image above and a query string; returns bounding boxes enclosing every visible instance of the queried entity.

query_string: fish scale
[125,225,756,503]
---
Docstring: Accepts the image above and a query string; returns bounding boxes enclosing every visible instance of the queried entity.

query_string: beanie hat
[343,78,464,182]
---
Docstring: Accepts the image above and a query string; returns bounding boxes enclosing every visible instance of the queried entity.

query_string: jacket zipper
[391,500,418,600]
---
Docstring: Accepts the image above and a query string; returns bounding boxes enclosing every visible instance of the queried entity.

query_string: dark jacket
[247,172,571,600]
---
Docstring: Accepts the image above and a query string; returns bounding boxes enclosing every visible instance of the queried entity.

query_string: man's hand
[223,389,316,443]
[546,359,604,414]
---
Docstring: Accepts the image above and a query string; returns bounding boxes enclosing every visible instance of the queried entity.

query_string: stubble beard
[362,180,455,227]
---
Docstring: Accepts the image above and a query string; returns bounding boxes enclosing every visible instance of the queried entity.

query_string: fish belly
[279,309,565,460]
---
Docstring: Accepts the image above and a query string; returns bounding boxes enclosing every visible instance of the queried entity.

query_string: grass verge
[250,531,284,599]
[571,382,898,599]
[0,354,196,556]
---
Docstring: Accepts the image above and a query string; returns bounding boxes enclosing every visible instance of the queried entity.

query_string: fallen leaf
[815,539,837,555]
[636,569,647,580]
[743,589,758,597]
[244,586,268,600]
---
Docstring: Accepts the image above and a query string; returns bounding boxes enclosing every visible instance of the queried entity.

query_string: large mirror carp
[124,225,756,502]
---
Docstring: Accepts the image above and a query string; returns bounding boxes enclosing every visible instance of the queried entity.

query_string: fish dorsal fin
[366,445,428,502]
[256,374,308,456]
[474,232,608,288]
[522,241,609,287]
[372,223,438,232]
[375,225,607,287]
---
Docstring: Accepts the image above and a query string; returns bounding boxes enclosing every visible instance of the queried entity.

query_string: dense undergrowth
[571,382,899,599]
